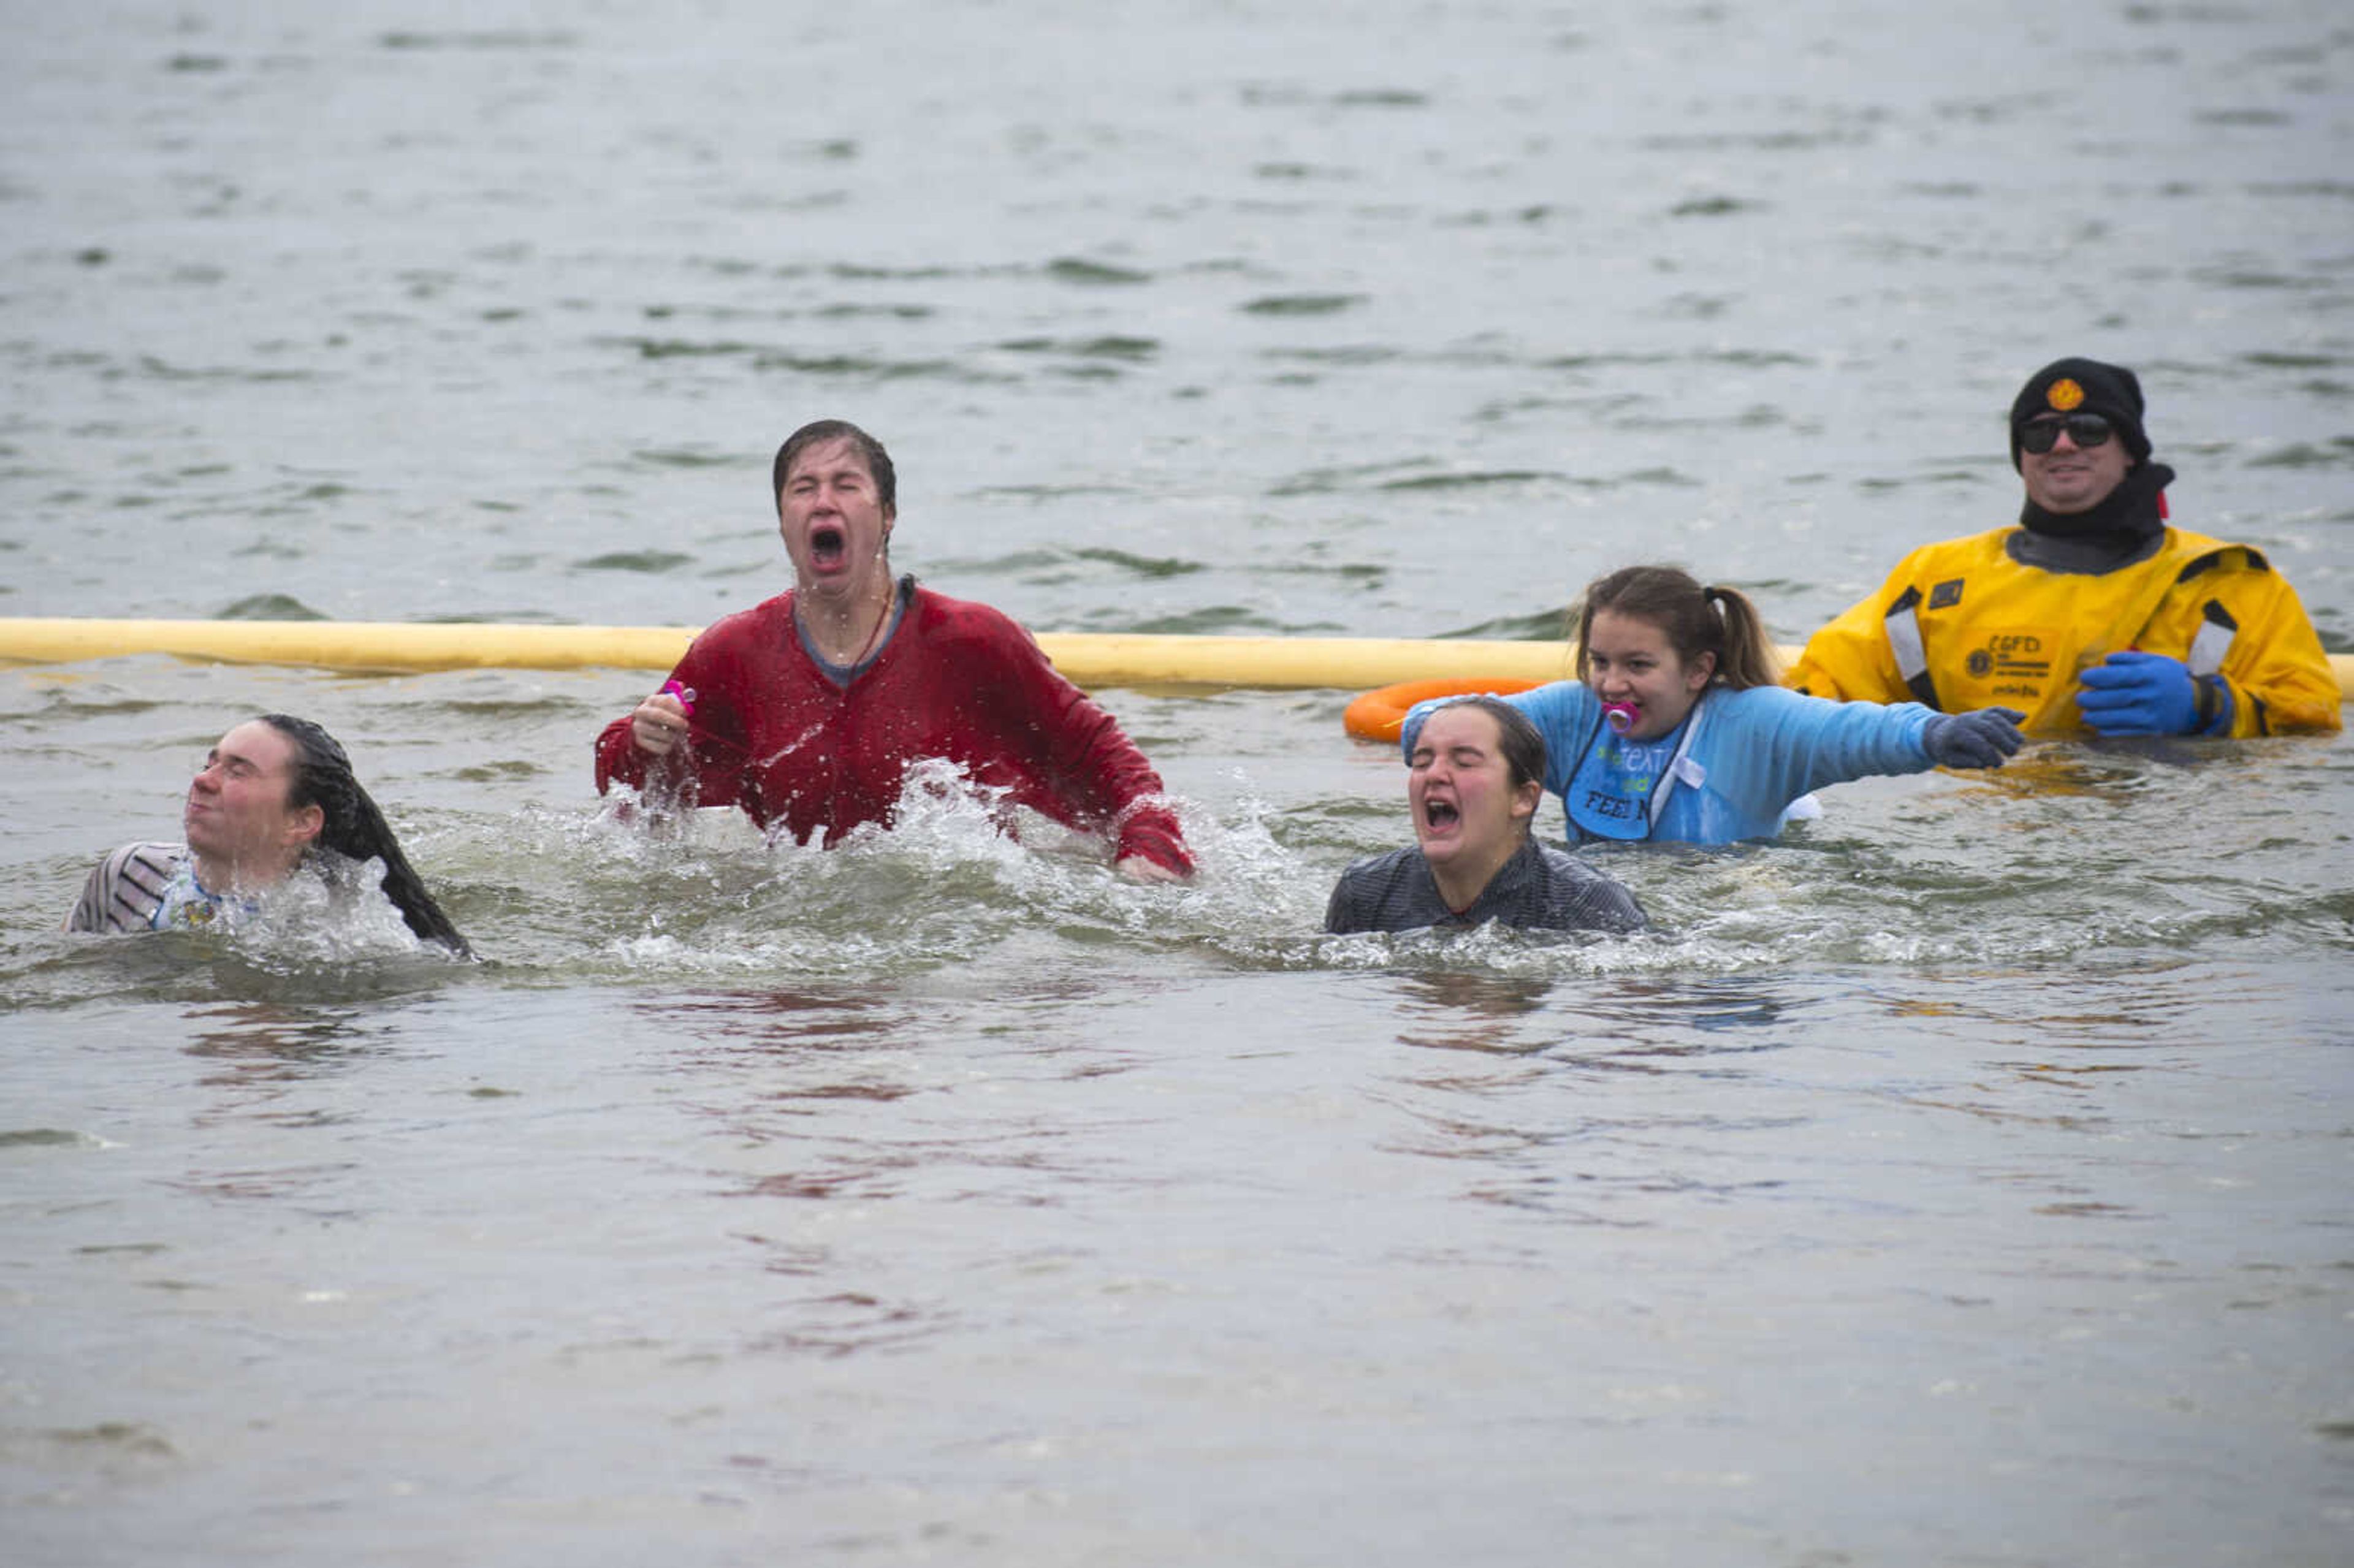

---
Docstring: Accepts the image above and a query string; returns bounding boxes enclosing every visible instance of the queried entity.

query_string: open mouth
[1422,798,1460,831]
[809,523,847,567]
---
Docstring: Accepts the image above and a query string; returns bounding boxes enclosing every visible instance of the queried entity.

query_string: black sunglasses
[2018,412,2114,455]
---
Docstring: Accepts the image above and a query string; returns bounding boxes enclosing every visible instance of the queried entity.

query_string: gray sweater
[1324,839,1646,936]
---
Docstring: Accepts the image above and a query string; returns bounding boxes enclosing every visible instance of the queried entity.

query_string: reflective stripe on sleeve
[1882,586,1943,711]
[2186,599,2238,679]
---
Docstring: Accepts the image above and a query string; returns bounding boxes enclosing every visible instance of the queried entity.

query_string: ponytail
[259,715,473,957]
[1574,566,1782,693]
[1701,584,1781,690]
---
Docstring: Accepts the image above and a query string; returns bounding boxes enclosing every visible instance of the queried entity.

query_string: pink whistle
[1602,701,1638,734]
[661,680,696,715]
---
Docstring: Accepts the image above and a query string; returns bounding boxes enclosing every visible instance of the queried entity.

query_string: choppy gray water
[4,2,2351,1564]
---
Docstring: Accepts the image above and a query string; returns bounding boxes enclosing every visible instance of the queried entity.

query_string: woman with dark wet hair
[1327,696,1645,935]
[66,714,470,956]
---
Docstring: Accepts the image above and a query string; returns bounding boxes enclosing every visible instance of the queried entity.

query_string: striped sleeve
[64,842,183,934]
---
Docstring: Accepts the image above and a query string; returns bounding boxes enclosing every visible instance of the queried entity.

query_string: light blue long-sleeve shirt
[1403,682,1941,846]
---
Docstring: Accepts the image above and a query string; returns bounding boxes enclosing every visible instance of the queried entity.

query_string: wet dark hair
[1572,565,1780,692]
[258,715,472,957]
[771,419,897,515]
[1420,695,1549,795]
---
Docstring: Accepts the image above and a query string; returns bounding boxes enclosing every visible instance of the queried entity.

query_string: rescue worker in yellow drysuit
[1787,357,2341,738]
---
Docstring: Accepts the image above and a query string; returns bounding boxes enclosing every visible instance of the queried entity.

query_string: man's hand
[2076,651,2207,736]
[630,689,694,756]
[1116,853,1187,884]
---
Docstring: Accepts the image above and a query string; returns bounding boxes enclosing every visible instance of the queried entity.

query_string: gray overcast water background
[3,2,2351,1564]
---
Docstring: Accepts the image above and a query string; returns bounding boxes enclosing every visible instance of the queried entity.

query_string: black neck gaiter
[2010,460,2174,574]
[2019,460,2174,546]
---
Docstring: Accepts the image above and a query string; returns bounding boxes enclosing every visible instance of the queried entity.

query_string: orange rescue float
[1342,677,1544,743]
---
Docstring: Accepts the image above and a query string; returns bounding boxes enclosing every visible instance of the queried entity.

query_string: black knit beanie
[2008,357,2152,470]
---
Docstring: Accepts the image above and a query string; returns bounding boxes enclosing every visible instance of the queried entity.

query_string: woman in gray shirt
[1325,696,1644,936]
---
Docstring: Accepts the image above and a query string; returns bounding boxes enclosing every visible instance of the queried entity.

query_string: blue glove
[2074,650,2207,736]
[1921,707,2025,769]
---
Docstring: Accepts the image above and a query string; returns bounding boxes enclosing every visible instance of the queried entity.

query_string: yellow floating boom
[0,618,701,676]
[1,617,2350,696]
[0,616,1582,689]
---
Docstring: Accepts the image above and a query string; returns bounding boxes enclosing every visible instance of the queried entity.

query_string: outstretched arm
[986,620,1195,877]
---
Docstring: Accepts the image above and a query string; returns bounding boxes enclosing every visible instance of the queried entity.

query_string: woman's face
[1583,609,1715,740]
[181,720,321,882]
[1408,704,1541,872]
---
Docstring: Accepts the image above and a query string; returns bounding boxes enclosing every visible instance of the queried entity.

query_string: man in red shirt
[595,420,1192,880]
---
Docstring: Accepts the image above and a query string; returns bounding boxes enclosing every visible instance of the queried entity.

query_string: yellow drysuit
[1786,525,2341,737]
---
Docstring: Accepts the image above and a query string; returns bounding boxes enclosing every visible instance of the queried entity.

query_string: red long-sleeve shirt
[594,584,1192,875]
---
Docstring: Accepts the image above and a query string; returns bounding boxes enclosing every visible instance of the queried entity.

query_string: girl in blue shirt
[1403,566,2025,847]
